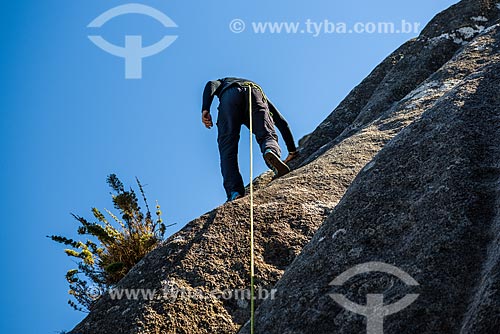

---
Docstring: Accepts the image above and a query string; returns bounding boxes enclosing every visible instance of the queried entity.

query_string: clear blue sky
[0,1,457,333]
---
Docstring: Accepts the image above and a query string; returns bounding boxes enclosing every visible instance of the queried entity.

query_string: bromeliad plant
[49,174,172,312]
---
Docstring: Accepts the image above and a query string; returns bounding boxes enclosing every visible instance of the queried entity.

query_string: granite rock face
[71,1,500,333]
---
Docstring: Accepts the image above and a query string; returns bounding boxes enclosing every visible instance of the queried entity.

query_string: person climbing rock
[201,77,297,201]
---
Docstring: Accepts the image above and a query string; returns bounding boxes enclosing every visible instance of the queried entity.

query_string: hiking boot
[227,191,243,202]
[264,149,290,178]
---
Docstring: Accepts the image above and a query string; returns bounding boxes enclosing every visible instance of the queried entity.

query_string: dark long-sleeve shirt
[202,77,250,112]
[202,78,297,153]
[267,99,297,153]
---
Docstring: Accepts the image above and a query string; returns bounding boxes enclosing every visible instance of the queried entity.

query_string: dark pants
[217,86,281,198]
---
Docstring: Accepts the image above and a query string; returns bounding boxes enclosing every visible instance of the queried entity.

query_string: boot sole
[264,151,290,178]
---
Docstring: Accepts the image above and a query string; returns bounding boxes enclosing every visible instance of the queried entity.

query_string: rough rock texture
[71,1,500,333]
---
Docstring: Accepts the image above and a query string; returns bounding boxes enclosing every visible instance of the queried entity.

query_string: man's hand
[284,151,298,164]
[202,110,213,129]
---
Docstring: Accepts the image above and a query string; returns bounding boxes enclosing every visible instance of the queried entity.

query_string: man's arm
[268,100,297,153]
[202,80,221,112]
[201,80,221,129]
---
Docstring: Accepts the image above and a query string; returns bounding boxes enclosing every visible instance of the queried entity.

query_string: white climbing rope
[248,85,255,334]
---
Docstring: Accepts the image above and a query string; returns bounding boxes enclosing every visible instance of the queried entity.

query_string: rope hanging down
[248,85,256,334]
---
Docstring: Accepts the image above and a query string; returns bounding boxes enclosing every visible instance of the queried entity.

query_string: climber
[201,77,298,202]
